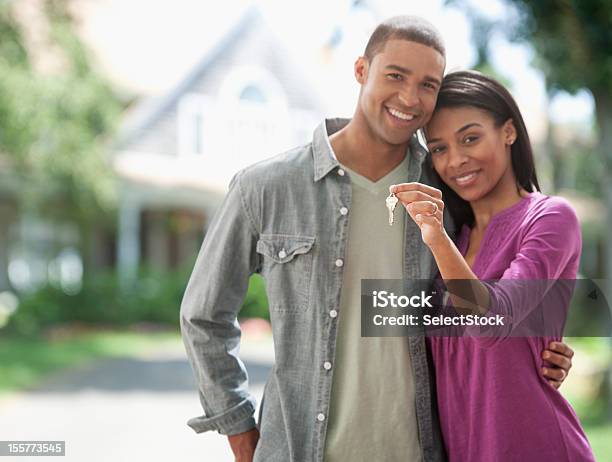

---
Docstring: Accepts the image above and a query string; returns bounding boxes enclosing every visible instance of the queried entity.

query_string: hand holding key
[388,182,448,248]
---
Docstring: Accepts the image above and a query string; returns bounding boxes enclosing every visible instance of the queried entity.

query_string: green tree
[0,1,121,274]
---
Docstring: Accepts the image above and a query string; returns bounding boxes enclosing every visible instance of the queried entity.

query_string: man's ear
[503,118,517,145]
[354,56,369,85]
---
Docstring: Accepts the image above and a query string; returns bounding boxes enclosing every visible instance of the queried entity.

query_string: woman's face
[425,106,517,202]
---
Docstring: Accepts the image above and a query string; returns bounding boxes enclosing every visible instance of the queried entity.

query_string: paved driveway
[0,337,274,462]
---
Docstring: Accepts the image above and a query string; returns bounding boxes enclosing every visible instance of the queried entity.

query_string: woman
[390,70,595,461]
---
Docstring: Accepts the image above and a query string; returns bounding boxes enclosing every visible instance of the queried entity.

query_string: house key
[385,192,399,226]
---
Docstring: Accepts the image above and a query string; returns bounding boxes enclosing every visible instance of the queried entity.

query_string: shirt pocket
[256,234,315,313]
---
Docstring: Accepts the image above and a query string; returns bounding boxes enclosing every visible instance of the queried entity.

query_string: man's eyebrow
[384,65,441,86]
[385,64,411,74]
[424,75,442,87]
[426,123,483,144]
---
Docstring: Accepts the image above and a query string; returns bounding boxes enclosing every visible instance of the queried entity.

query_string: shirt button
[329,309,338,318]
[337,168,345,176]
[317,413,326,422]
[323,361,332,370]
[339,206,348,215]
[335,259,344,267]
[278,249,287,259]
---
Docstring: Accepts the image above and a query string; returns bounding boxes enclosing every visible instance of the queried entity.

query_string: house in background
[112,7,325,281]
[2,2,604,295]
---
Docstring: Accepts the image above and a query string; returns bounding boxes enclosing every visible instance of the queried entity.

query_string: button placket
[315,162,350,458]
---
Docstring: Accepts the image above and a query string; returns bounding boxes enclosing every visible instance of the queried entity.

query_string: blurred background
[0,0,610,460]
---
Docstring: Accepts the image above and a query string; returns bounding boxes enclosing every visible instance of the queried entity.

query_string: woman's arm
[390,183,577,384]
[390,183,582,331]
[389,182,491,315]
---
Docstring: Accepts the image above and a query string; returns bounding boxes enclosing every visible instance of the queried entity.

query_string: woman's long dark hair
[425,70,541,231]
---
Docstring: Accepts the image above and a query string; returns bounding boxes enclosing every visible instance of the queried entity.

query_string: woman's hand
[389,182,448,248]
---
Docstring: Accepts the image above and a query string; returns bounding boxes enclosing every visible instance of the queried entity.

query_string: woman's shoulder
[525,192,579,226]
[520,192,581,253]
[517,192,582,276]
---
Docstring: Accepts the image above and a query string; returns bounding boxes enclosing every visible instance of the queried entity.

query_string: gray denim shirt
[180,118,450,462]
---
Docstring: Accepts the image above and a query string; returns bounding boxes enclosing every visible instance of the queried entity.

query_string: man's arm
[180,169,261,438]
[542,341,574,389]
[228,428,260,462]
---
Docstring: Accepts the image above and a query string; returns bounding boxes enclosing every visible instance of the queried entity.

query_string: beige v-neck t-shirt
[323,153,422,462]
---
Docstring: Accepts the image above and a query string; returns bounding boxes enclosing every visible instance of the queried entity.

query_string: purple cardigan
[428,192,595,461]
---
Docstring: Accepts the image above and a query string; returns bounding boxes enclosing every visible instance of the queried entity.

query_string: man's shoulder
[236,142,314,187]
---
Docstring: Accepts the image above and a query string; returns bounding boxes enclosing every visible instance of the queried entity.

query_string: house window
[218,67,290,158]
[239,84,267,104]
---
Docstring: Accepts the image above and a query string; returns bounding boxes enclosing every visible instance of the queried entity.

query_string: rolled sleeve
[187,395,257,435]
[180,169,261,436]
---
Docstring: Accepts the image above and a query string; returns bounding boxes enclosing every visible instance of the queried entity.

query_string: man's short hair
[364,15,446,61]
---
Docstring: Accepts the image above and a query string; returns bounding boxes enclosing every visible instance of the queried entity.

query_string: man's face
[355,39,445,146]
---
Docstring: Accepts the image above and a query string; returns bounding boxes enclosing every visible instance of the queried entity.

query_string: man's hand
[542,341,574,389]
[228,428,260,462]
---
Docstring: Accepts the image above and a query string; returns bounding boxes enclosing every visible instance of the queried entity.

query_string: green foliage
[504,0,612,95]
[3,269,269,336]
[239,274,271,320]
[0,3,29,67]
[571,145,604,197]
[0,1,121,225]
[446,0,612,96]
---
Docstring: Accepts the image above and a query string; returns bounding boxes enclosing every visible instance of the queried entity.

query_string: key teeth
[386,192,398,226]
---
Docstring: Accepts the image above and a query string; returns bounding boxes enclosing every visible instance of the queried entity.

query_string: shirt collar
[311,118,428,182]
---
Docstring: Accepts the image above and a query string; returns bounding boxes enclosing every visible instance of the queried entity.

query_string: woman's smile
[452,169,481,187]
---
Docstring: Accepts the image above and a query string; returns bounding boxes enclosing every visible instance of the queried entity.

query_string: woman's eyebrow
[427,122,483,144]
[456,122,482,134]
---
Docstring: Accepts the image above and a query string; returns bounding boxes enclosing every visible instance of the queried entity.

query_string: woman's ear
[503,118,517,145]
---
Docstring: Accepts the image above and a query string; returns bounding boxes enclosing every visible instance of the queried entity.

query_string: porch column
[117,198,141,286]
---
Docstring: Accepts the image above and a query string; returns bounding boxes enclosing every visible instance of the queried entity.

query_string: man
[180,15,574,462]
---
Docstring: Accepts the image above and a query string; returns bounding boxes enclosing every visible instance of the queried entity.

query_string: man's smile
[384,106,421,128]
[386,106,417,121]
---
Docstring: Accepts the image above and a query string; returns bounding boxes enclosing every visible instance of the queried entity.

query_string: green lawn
[583,422,612,461]
[0,328,180,395]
